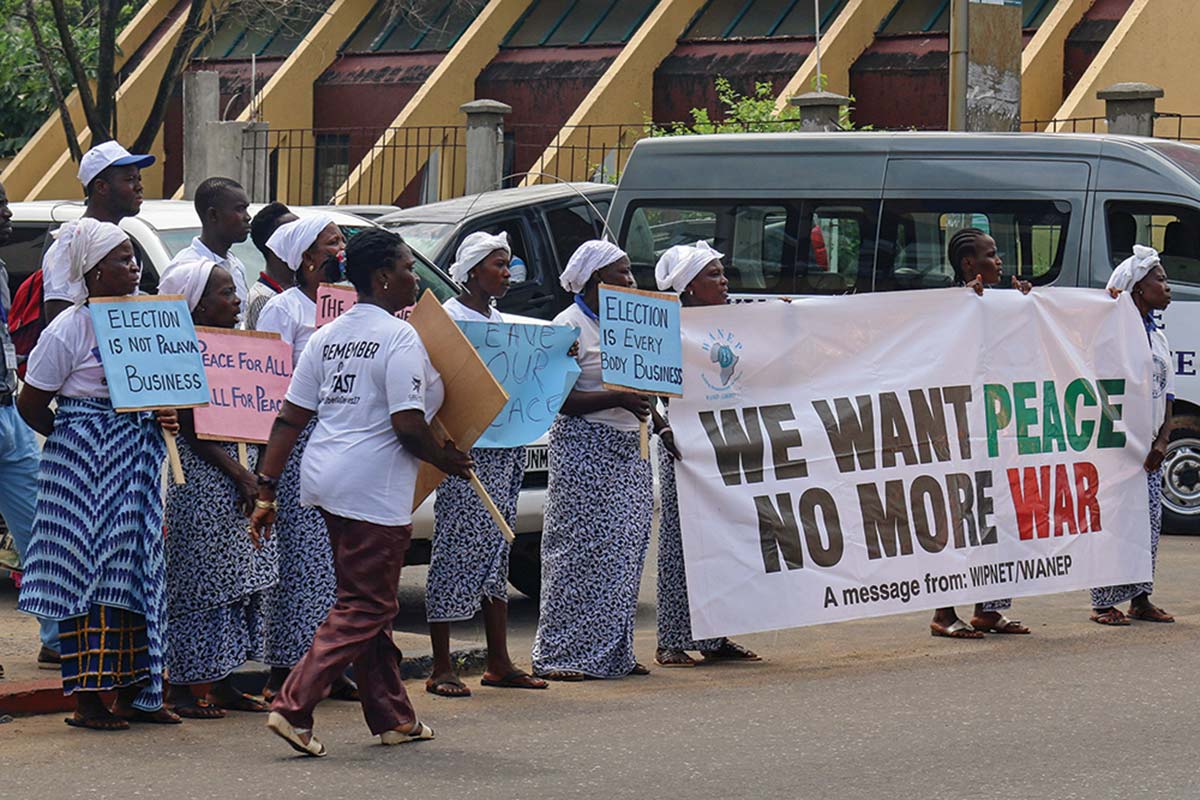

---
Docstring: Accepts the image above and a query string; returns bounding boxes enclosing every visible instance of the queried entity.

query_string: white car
[4,200,549,596]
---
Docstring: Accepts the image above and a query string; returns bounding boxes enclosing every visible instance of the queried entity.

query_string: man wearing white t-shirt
[161,177,251,325]
[42,141,155,323]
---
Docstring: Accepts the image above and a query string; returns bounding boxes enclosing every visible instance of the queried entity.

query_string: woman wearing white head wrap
[1091,245,1176,626]
[426,230,548,695]
[159,260,277,718]
[16,217,183,728]
[648,243,759,667]
[255,216,356,703]
[531,240,661,681]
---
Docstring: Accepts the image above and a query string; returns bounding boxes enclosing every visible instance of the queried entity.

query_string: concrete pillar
[461,99,511,195]
[1097,82,1163,137]
[182,71,220,200]
[788,91,850,132]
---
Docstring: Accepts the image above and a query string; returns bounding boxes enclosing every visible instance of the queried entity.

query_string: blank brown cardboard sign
[408,289,509,509]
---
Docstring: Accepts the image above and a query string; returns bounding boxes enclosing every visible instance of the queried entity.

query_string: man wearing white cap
[42,140,155,323]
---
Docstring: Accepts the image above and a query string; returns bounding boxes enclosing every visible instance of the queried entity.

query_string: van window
[1106,201,1200,286]
[625,203,798,295]
[878,200,1070,290]
[0,224,51,295]
[800,203,877,295]
[545,202,605,270]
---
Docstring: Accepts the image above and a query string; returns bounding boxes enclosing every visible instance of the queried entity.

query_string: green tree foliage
[0,1,144,157]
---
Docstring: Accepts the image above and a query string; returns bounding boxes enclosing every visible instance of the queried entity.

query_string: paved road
[3,536,1200,800]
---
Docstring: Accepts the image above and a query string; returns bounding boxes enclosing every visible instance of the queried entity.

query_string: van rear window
[877,199,1071,290]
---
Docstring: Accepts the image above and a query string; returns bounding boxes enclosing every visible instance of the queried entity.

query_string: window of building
[196,3,326,60]
[878,0,1054,35]
[502,0,660,48]
[314,133,351,205]
[877,199,1070,290]
[682,0,848,40]
[1106,202,1200,286]
[342,0,487,54]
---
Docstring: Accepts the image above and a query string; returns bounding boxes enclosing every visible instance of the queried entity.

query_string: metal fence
[1020,113,1200,142]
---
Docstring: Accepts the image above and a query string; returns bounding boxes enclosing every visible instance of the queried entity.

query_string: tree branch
[94,0,119,140]
[47,0,105,141]
[22,0,82,162]
[131,0,208,154]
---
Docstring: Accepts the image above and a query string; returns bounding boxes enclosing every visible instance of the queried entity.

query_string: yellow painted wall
[521,0,707,188]
[1051,0,1194,131]
[336,0,531,205]
[771,0,896,114]
[2,0,174,199]
[234,0,374,205]
[1021,0,1092,126]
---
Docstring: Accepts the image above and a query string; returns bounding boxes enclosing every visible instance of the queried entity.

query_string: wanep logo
[701,329,743,393]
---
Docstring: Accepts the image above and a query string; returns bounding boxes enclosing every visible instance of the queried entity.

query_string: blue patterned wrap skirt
[532,415,653,678]
[17,397,168,710]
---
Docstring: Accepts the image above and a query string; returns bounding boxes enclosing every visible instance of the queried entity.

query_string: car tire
[508,532,542,600]
[1162,414,1200,534]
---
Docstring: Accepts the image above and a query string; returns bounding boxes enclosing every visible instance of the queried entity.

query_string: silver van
[610,132,1200,533]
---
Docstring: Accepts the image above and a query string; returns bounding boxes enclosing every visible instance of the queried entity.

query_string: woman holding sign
[424,231,548,697]
[256,215,355,701]
[1089,245,1175,626]
[157,260,278,718]
[251,228,473,756]
[532,240,658,681]
[16,218,181,730]
[929,228,1033,639]
[652,242,761,667]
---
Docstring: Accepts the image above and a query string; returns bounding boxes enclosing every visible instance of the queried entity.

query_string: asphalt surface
[3,536,1200,800]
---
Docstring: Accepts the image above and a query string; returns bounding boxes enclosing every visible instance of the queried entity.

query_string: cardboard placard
[407,290,509,509]
[457,320,580,448]
[599,284,683,398]
[316,283,356,327]
[192,326,293,444]
[88,294,209,412]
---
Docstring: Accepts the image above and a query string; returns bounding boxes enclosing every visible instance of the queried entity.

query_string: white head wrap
[52,218,130,287]
[559,239,627,294]
[158,259,218,312]
[449,231,510,283]
[655,240,723,293]
[1107,244,1161,293]
[266,214,336,272]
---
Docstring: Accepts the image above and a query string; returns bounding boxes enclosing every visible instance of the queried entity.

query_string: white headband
[449,231,510,284]
[1107,244,1160,293]
[655,240,723,293]
[53,218,130,288]
[158,258,218,312]
[266,214,336,272]
[559,239,627,294]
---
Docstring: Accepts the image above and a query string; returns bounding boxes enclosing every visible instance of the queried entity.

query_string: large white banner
[673,288,1154,637]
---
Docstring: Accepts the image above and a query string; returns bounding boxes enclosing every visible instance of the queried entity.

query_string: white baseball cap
[78,141,156,189]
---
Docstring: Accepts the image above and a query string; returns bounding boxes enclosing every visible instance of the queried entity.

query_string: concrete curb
[0,647,489,717]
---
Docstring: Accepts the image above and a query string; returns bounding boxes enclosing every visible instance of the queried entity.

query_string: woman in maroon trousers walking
[250,228,472,757]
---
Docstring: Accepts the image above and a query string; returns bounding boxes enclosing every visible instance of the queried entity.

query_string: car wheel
[508,532,541,600]
[1162,414,1200,534]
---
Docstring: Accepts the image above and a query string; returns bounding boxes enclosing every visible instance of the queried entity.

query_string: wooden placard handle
[639,418,649,460]
[237,442,249,469]
[163,427,185,485]
[431,419,515,543]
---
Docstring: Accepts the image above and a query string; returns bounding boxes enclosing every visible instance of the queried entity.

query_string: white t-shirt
[443,296,502,323]
[24,304,109,398]
[162,237,249,324]
[256,287,316,367]
[553,301,639,432]
[286,303,445,526]
[1149,323,1176,437]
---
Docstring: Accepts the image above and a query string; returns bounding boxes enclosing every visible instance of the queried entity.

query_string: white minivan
[611,132,1200,534]
[4,200,549,595]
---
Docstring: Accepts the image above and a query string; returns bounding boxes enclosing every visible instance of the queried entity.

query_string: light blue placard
[598,285,683,397]
[457,320,581,448]
[88,295,210,411]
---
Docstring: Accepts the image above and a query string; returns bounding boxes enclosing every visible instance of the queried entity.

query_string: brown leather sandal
[1090,608,1131,626]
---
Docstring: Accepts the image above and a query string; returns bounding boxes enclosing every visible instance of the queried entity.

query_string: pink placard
[192,327,293,444]
[317,283,356,327]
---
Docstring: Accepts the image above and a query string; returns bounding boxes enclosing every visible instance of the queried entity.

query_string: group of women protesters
[6,209,1173,752]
